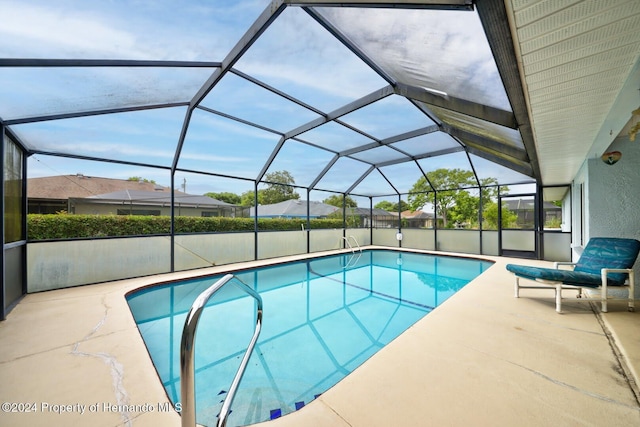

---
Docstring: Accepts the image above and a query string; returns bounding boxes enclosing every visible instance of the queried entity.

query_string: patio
[1,249,638,427]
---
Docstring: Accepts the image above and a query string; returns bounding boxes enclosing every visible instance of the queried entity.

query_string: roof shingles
[27,174,171,199]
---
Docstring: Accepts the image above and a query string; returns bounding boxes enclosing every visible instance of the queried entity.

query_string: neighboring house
[504,198,562,228]
[73,190,237,217]
[401,210,435,228]
[27,174,238,217]
[351,207,397,228]
[248,200,395,227]
[248,200,338,218]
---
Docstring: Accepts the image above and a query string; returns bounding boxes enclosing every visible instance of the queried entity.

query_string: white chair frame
[514,261,635,313]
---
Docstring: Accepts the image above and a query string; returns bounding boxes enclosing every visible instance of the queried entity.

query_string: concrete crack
[590,301,640,407]
[70,295,131,427]
[463,343,640,412]
[507,359,640,411]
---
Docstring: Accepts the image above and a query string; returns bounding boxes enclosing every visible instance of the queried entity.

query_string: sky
[1,1,533,205]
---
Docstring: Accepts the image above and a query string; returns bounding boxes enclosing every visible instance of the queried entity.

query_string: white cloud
[234,7,387,106]
[0,2,144,58]
[316,7,509,109]
[178,152,248,163]
[0,0,270,60]
[41,139,175,159]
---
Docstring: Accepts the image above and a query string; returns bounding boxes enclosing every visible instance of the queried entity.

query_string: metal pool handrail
[349,235,362,252]
[180,273,263,427]
[343,251,362,269]
[341,235,362,253]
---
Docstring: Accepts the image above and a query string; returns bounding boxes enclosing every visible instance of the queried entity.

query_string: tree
[482,201,518,229]
[239,171,301,207]
[240,190,263,207]
[448,190,478,227]
[204,192,241,205]
[327,209,361,228]
[479,178,500,203]
[324,195,359,227]
[408,168,477,228]
[323,194,357,208]
[374,200,409,213]
[128,176,156,184]
[374,200,395,211]
[261,171,300,204]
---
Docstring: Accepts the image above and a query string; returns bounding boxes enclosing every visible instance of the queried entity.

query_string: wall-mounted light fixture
[601,151,622,165]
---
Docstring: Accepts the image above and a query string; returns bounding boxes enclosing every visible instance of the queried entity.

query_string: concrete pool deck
[1,247,639,427]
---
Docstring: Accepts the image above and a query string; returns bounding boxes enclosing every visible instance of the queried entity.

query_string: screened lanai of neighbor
[2,1,640,427]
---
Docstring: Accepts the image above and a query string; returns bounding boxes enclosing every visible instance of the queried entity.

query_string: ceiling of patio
[1,0,639,197]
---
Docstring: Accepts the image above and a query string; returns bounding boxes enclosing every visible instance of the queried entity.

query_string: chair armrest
[601,268,633,287]
[554,261,576,270]
[601,268,633,274]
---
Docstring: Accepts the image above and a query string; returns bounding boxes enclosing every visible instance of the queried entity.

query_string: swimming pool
[127,249,492,426]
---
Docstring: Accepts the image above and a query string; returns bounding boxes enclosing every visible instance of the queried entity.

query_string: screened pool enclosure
[2,0,576,318]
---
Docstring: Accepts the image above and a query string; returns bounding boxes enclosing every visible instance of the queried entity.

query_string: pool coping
[1,246,638,426]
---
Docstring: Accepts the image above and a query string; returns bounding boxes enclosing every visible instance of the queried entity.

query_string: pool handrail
[341,235,362,253]
[180,273,263,427]
[343,251,362,269]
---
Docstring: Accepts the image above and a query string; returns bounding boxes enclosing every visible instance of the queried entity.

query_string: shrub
[27,214,345,240]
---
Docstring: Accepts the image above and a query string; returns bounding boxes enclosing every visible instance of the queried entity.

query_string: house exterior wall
[73,202,230,217]
[581,136,640,297]
[587,136,640,241]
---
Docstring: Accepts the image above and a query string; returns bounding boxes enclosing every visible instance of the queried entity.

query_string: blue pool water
[127,250,492,426]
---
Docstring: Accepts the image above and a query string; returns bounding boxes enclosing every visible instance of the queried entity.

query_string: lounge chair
[506,237,640,313]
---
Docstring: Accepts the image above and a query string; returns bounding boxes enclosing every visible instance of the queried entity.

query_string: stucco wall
[588,137,640,239]
[586,136,640,296]
[27,236,172,292]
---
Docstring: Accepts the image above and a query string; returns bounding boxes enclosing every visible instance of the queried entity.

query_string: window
[117,209,160,216]
[4,136,24,243]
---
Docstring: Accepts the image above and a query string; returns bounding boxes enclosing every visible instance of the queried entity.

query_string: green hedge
[27,214,346,240]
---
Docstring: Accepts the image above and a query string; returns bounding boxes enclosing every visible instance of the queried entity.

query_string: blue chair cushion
[506,264,605,287]
[506,237,640,288]
[573,237,640,283]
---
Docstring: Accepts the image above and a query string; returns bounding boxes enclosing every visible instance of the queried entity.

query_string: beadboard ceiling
[505,0,640,185]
